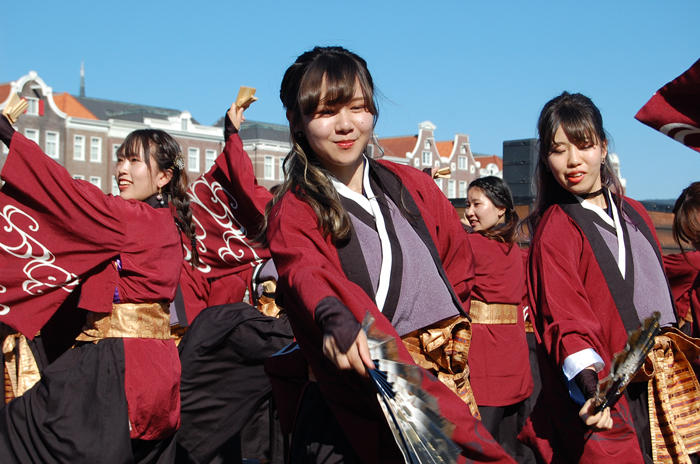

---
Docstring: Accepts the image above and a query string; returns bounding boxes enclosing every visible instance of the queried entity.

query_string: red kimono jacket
[466,233,533,407]
[664,251,700,324]
[0,132,182,440]
[178,132,272,321]
[267,159,514,464]
[520,195,671,463]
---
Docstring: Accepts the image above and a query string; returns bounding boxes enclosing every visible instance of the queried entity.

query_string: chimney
[80,62,85,97]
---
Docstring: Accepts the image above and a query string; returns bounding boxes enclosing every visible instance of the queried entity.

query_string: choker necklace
[578,188,605,200]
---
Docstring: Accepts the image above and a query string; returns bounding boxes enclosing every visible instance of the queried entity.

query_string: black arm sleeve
[0,114,15,148]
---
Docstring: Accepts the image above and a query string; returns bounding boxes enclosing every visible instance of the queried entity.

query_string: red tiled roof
[376,135,417,159]
[0,84,11,105]
[53,92,98,119]
[435,141,454,158]
[474,154,503,170]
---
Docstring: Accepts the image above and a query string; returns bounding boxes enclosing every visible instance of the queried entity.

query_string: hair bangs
[297,53,376,117]
[118,131,152,165]
[555,107,602,149]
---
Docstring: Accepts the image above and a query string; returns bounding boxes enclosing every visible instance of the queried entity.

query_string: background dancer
[174,102,292,464]
[464,176,535,463]
[518,92,681,463]
[0,114,196,463]
[262,45,514,463]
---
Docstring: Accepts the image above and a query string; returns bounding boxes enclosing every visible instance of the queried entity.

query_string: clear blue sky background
[2,1,698,200]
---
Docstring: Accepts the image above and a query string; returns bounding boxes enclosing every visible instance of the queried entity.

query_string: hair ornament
[173,155,185,170]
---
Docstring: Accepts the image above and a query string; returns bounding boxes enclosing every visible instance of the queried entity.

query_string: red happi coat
[466,233,533,407]
[664,251,700,326]
[520,196,669,463]
[178,132,272,321]
[0,132,182,439]
[267,159,515,464]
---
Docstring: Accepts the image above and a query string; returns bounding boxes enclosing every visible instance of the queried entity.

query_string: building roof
[0,83,10,105]
[53,92,98,119]
[237,120,291,144]
[435,140,454,158]
[376,135,417,159]
[474,154,503,170]
[71,95,200,124]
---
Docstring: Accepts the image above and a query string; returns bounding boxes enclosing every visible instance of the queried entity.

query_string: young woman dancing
[263,46,514,463]
[0,113,197,463]
[464,176,534,462]
[518,92,681,463]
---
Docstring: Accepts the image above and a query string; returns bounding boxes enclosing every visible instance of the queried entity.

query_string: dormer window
[422,151,432,166]
[25,97,39,115]
[424,140,431,149]
[181,118,188,131]
[460,144,466,155]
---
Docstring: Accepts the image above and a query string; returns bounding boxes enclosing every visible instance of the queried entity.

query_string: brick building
[367,121,502,199]
[0,71,224,194]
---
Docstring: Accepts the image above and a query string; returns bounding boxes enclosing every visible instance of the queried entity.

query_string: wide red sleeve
[664,251,700,319]
[0,133,133,337]
[184,133,272,280]
[527,207,615,370]
[267,195,377,326]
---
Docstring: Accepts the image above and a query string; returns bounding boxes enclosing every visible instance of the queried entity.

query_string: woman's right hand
[579,397,613,432]
[227,103,246,131]
[323,329,375,378]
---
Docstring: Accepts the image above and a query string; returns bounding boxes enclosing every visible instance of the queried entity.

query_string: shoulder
[267,190,318,234]
[531,204,584,251]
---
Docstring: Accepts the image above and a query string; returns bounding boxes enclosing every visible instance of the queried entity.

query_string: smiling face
[116,143,170,201]
[466,187,506,231]
[546,125,607,196]
[299,78,374,187]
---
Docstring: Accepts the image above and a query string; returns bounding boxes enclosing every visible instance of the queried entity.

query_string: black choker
[578,188,605,200]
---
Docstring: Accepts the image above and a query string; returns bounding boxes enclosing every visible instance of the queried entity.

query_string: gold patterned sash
[2,328,41,403]
[469,300,518,325]
[634,329,700,464]
[76,302,171,342]
[401,316,480,419]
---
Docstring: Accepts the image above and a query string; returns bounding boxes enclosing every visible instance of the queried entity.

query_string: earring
[295,131,304,139]
[157,187,164,205]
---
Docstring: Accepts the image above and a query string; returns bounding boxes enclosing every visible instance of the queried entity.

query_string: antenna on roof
[80,62,85,97]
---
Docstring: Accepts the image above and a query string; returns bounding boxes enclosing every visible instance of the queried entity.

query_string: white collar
[576,189,626,278]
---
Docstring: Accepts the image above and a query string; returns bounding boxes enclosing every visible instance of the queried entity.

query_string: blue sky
[2,1,698,200]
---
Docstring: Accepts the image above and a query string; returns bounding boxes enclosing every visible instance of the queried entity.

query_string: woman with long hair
[262,46,514,463]
[518,92,680,463]
[464,176,534,462]
[0,113,196,462]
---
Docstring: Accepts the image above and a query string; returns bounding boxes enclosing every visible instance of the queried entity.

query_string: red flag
[635,58,700,154]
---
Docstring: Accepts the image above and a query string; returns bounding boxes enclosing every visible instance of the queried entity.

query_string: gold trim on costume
[401,316,480,419]
[469,300,518,325]
[76,302,171,342]
[635,329,700,464]
[2,330,41,402]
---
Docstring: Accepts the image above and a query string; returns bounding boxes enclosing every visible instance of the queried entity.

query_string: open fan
[363,314,461,464]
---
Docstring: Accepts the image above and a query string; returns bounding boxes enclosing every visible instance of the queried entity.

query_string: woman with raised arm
[518,92,682,463]
[464,176,534,462]
[0,113,197,463]
[262,46,514,463]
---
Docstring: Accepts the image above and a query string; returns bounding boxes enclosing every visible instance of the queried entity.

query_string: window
[458,156,467,170]
[181,119,188,131]
[45,131,59,159]
[188,148,200,172]
[459,181,467,199]
[89,176,101,189]
[25,97,39,115]
[448,180,456,199]
[264,156,274,180]
[434,178,443,190]
[470,165,476,174]
[3,142,8,154]
[73,175,85,180]
[366,144,374,157]
[413,158,420,167]
[74,135,85,161]
[205,149,217,171]
[113,144,120,162]
[90,137,102,162]
[460,145,466,155]
[112,177,119,195]
[422,151,432,166]
[279,158,285,182]
[424,140,430,149]
[25,129,39,144]
[434,160,440,168]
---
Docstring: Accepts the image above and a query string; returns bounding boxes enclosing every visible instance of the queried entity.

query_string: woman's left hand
[579,398,613,431]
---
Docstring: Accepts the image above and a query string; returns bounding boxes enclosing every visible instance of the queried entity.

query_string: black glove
[0,114,15,149]
[574,368,599,401]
